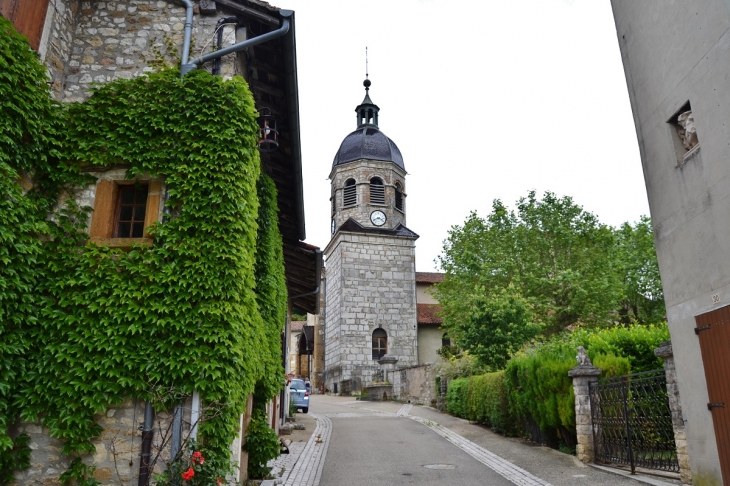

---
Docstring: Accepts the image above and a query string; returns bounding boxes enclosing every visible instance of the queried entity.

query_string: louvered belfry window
[370,177,385,205]
[343,179,357,207]
[395,182,404,212]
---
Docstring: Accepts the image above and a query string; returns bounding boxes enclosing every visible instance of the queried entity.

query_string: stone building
[610,2,730,484]
[323,78,446,395]
[2,1,321,484]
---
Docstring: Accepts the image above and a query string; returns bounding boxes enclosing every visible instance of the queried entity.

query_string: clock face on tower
[370,210,386,226]
[331,219,336,235]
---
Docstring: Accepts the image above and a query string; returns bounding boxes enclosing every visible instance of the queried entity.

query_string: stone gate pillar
[654,341,692,484]
[568,351,602,464]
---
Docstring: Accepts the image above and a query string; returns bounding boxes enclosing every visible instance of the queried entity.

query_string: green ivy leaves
[1,17,288,480]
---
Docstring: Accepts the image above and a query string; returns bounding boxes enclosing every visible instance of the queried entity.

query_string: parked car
[289,378,309,413]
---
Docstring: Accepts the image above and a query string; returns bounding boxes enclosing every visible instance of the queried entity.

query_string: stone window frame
[89,178,162,248]
[667,100,700,166]
[369,176,385,205]
[343,178,357,207]
[372,328,388,360]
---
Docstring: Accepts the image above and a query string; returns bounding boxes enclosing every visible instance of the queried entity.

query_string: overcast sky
[282,0,648,272]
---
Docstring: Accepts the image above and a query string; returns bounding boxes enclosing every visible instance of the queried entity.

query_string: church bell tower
[323,77,419,394]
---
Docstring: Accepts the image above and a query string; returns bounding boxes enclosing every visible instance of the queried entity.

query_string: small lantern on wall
[257,108,279,153]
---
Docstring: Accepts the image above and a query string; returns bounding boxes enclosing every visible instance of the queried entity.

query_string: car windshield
[290,380,305,390]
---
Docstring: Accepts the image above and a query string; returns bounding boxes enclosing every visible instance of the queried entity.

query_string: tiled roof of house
[291,321,306,332]
[417,303,442,325]
[416,272,445,283]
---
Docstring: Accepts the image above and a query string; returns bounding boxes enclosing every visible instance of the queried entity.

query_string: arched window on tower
[372,328,388,360]
[370,177,385,205]
[343,179,357,207]
[395,182,404,212]
[331,191,336,215]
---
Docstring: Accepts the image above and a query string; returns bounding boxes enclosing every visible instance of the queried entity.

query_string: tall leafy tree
[436,191,622,343]
[614,216,665,324]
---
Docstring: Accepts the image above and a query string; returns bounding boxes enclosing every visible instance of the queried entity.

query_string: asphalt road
[307,396,680,486]
[315,398,514,486]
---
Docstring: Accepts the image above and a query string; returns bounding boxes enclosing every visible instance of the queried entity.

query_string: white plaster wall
[417,326,442,365]
[610,2,730,482]
[416,282,438,304]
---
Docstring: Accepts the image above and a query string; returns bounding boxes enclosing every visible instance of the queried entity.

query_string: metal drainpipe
[321,273,327,393]
[138,401,154,486]
[180,0,194,67]
[180,9,292,77]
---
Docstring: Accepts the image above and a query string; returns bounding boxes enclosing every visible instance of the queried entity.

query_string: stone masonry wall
[323,231,418,393]
[41,0,81,101]
[55,0,239,103]
[393,364,435,406]
[8,397,217,485]
[331,160,407,231]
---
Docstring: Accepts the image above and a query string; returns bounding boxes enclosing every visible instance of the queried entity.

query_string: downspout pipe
[180,0,194,67]
[137,401,154,486]
[181,10,292,76]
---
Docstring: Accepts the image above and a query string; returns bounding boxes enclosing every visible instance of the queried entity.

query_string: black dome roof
[332,127,405,170]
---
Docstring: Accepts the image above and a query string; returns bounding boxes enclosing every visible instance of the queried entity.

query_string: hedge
[445,323,670,448]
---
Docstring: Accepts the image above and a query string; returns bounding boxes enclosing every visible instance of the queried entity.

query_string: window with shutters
[89,179,162,247]
[395,182,404,212]
[0,0,50,51]
[343,179,357,207]
[369,177,385,205]
[372,328,387,360]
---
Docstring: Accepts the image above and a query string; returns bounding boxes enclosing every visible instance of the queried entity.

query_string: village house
[1,0,320,483]
[610,1,730,484]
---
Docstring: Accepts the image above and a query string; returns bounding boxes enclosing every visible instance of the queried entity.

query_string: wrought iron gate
[589,369,679,474]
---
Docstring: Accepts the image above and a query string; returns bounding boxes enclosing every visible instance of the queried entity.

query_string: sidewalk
[260,395,682,486]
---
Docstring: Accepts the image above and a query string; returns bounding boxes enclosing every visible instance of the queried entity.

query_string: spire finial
[364,47,371,91]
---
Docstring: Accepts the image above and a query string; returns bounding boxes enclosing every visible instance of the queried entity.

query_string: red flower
[182,467,195,481]
[192,451,205,465]
[217,477,223,485]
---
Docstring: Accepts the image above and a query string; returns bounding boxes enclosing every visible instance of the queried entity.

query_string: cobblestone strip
[409,416,553,486]
[396,404,412,416]
[283,413,332,486]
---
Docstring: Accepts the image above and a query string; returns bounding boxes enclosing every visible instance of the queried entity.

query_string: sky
[282,0,649,272]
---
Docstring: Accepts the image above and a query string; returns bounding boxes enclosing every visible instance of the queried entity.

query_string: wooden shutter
[695,305,730,485]
[0,0,50,51]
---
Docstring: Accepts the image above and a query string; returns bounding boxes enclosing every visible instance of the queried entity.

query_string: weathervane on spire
[364,47,371,92]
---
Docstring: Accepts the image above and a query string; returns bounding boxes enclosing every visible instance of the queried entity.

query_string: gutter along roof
[219,0,321,314]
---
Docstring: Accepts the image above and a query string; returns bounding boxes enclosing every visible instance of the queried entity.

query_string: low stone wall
[9,398,146,485]
[6,396,252,485]
[392,364,435,405]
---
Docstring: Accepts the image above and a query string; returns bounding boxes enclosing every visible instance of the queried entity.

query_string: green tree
[454,285,541,371]
[436,191,622,339]
[614,216,665,324]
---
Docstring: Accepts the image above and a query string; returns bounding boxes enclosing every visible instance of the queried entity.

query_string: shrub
[446,378,469,418]
[244,409,280,479]
[444,323,669,449]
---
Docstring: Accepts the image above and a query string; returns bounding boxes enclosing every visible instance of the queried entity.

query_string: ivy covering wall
[1,17,287,478]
